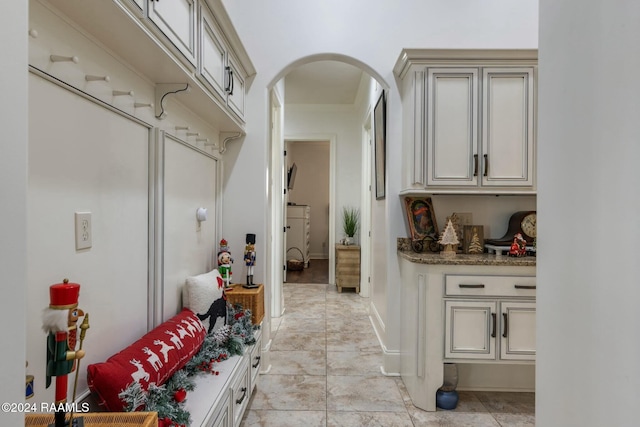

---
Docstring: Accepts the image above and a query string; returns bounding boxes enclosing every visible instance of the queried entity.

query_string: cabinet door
[444,300,495,360]
[199,4,228,100]
[227,52,246,119]
[481,67,535,187]
[148,0,197,65]
[500,301,536,361]
[205,392,231,427]
[426,68,479,187]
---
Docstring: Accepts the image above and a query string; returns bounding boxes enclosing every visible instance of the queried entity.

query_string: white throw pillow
[183,269,225,334]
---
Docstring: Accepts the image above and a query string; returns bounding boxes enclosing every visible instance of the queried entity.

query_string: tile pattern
[240,282,535,426]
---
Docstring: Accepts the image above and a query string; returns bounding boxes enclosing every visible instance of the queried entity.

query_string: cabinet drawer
[249,334,262,391]
[445,275,536,297]
[231,359,250,427]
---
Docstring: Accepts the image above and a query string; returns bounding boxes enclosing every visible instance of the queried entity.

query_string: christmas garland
[118,303,258,427]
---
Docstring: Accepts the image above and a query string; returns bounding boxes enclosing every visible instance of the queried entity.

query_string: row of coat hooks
[174,126,212,145]
[31,28,218,150]
[46,51,153,109]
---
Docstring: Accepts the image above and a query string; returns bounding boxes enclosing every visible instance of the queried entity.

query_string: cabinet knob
[473,154,478,176]
[483,154,488,177]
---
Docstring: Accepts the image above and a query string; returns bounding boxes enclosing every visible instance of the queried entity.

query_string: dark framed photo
[374,91,386,200]
[403,196,438,241]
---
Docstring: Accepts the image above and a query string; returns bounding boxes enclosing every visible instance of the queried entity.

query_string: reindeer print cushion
[87,308,206,411]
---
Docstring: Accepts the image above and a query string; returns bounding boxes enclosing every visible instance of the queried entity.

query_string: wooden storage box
[25,412,157,427]
[226,283,264,324]
[335,244,360,293]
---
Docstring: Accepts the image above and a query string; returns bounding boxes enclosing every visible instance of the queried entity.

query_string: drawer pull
[236,387,247,405]
[252,356,261,368]
[459,284,485,289]
[491,313,496,338]
[514,285,536,290]
[502,313,509,338]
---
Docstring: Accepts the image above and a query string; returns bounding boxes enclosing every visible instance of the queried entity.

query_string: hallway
[240,283,535,426]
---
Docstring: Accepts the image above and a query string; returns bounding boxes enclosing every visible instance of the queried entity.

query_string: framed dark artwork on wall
[403,196,438,241]
[374,91,386,200]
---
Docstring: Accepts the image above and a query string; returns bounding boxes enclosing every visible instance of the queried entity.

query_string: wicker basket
[25,412,157,427]
[286,247,305,271]
[225,283,265,325]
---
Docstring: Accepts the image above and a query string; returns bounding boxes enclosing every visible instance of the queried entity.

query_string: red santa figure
[508,233,527,257]
[42,279,87,426]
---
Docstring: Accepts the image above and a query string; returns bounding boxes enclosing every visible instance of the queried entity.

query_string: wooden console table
[335,244,360,293]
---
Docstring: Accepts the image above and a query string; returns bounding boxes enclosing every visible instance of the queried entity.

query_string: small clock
[486,211,537,245]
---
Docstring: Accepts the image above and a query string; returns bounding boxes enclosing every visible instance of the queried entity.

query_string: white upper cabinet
[395,50,537,194]
[148,0,197,66]
[226,51,246,118]
[482,68,534,187]
[426,68,479,187]
[42,0,255,132]
[199,3,246,119]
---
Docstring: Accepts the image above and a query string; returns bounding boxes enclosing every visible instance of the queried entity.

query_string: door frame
[284,134,337,286]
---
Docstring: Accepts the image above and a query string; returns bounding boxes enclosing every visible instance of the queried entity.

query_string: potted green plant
[342,207,360,245]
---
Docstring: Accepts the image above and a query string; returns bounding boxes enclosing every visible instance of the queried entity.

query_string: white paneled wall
[25,2,223,406]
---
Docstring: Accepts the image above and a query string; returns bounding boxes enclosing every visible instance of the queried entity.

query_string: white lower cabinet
[444,274,536,362]
[399,258,536,412]
[231,357,250,427]
[205,392,230,427]
[444,299,536,361]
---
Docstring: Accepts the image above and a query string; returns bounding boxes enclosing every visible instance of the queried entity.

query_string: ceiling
[284,61,366,105]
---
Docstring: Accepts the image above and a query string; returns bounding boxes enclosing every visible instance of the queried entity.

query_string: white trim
[360,108,372,298]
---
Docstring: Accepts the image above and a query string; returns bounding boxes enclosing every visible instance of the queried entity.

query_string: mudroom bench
[86,269,263,427]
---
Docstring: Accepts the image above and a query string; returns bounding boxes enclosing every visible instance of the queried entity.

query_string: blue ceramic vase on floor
[436,389,459,410]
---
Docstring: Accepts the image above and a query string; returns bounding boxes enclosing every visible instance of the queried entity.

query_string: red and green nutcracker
[42,279,88,409]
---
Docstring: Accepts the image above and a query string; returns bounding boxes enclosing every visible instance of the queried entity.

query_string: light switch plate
[75,212,92,250]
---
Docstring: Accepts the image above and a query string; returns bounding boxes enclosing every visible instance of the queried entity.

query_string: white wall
[0,2,27,423]
[538,1,640,425]
[222,0,538,372]
[24,2,224,405]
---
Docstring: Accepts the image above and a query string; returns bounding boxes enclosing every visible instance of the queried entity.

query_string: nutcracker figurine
[217,238,233,289]
[42,279,89,427]
[244,233,257,287]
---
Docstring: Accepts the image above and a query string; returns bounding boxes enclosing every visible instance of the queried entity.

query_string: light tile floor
[241,283,535,427]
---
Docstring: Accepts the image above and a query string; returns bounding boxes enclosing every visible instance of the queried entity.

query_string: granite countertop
[397,238,536,266]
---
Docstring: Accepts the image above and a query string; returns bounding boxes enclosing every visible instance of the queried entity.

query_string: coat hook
[154,83,189,119]
[85,75,110,83]
[28,29,38,38]
[50,55,79,63]
[134,102,154,108]
[113,90,134,97]
[175,126,189,131]
[186,132,199,137]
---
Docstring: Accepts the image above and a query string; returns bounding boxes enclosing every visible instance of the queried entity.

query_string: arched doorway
[266,54,388,319]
